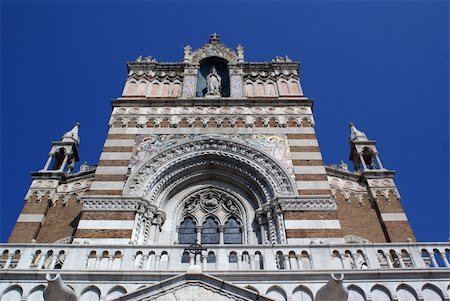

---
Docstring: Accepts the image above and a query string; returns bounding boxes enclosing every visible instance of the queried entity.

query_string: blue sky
[1,1,448,242]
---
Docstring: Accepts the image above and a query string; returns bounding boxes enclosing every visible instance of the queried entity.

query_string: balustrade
[0,243,448,273]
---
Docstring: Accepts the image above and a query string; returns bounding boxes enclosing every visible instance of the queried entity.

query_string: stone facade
[1,34,449,301]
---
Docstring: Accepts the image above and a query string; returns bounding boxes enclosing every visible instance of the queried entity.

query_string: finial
[209,33,220,44]
[236,44,245,62]
[61,122,81,145]
[349,122,368,142]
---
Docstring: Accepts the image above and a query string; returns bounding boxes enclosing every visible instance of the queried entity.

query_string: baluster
[237,252,242,271]
[3,255,13,269]
[429,250,439,268]
[283,255,290,270]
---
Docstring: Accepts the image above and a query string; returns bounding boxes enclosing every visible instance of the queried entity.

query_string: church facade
[1,34,449,301]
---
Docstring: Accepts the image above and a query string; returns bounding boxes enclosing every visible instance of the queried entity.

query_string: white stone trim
[288,139,319,147]
[90,182,125,190]
[293,166,327,174]
[95,166,129,175]
[77,220,134,230]
[287,237,345,244]
[100,152,132,160]
[108,127,316,135]
[104,140,135,147]
[17,214,45,223]
[284,220,341,229]
[296,181,330,190]
[290,152,323,160]
[381,213,408,222]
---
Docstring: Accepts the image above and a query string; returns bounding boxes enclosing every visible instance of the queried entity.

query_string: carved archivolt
[124,137,296,200]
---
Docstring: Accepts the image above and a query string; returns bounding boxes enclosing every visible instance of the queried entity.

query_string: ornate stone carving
[278,198,337,211]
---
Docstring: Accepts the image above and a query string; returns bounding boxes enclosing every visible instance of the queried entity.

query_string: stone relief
[130,134,293,176]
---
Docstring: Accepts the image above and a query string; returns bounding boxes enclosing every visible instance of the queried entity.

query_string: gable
[115,273,273,301]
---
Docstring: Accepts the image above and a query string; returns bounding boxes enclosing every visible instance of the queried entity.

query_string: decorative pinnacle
[62,122,81,145]
[349,122,368,142]
[209,33,220,44]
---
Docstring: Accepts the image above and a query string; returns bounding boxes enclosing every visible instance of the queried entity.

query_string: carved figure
[206,67,221,96]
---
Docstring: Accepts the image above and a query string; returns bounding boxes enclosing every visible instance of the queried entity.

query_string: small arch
[27,285,45,301]
[292,285,313,301]
[300,118,312,127]
[396,284,418,301]
[80,286,101,301]
[181,251,190,264]
[289,80,301,95]
[245,82,254,96]
[207,251,216,263]
[266,286,287,301]
[254,117,265,128]
[421,249,434,267]
[347,285,366,301]
[278,81,289,95]
[370,285,392,301]
[106,286,127,301]
[245,286,259,294]
[433,249,446,267]
[1,285,23,301]
[422,283,444,301]
[287,118,298,127]
[255,251,264,270]
[276,251,285,270]
[229,251,238,263]
[300,251,312,269]
[400,249,414,268]
[224,217,242,244]
[201,216,219,244]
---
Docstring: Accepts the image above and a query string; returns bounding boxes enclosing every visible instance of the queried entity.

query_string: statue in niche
[206,67,221,96]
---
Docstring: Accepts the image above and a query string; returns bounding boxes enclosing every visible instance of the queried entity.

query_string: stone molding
[276,197,337,211]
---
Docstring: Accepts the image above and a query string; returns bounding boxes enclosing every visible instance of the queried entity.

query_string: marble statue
[206,67,221,96]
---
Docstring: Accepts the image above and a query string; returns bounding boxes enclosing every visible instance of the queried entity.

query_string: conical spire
[61,122,80,145]
[349,122,368,142]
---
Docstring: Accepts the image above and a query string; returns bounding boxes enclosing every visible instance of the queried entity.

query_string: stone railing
[0,242,448,272]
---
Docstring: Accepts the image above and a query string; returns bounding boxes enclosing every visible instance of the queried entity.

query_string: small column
[202,255,207,270]
[57,155,69,172]
[296,255,302,270]
[257,215,267,244]
[397,253,406,268]
[283,255,290,270]
[42,154,54,171]
[275,209,286,244]
[440,251,450,267]
[249,255,255,271]
[3,255,13,269]
[37,254,47,269]
[196,226,202,244]
[266,210,276,244]
[219,225,225,244]
[386,252,394,269]
[237,253,242,271]
[155,255,161,270]
[375,154,384,169]
[189,253,195,266]
[107,255,114,270]
[142,254,149,270]
[429,250,439,268]
[49,254,59,270]
[359,154,368,170]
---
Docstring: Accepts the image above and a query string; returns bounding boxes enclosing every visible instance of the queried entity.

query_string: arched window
[201,217,219,244]
[178,217,197,244]
[224,217,242,244]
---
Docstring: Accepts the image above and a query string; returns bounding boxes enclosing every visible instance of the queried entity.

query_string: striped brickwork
[74,211,136,243]
[287,133,332,197]
[86,133,136,197]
